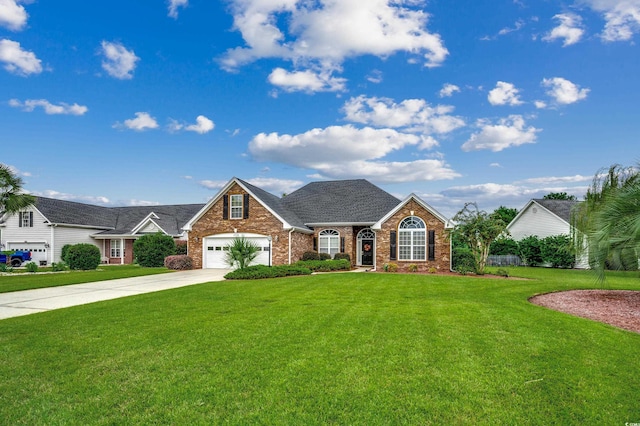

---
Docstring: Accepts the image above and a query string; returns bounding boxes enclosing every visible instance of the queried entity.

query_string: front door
[361,239,374,266]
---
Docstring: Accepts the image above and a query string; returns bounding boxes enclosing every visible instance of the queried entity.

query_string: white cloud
[220,0,448,88]
[439,83,460,98]
[0,0,27,31]
[9,98,88,115]
[0,39,42,75]
[199,180,228,190]
[366,69,383,84]
[115,112,159,131]
[167,0,188,19]
[185,115,215,134]
[462,115,540,152]
[35,190,111,206]
[488,81,524,106]
[246,177,304,195]
[100,41,139,79]
[518,174,593,184]
[248,124,459,182]
[268,67,346,92]
[542,77,590,105]
[498,19,525,36]
[534,100,547,109]
[543,13,585,46]
[342,95,465,135]
[582,0,640,41]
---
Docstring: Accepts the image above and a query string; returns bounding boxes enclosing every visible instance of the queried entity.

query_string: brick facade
[376,199,450,272]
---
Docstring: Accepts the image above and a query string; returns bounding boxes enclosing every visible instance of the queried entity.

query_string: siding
[53,227,104,262]
[1,208,52,262]
[508,202,571,241]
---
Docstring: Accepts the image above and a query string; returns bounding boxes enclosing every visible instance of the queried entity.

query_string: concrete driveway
[0,268,229,320]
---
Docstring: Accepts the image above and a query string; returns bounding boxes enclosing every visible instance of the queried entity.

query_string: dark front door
[361,239,374,266]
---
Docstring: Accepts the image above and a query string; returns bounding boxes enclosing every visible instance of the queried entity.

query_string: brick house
[184,177,452,272]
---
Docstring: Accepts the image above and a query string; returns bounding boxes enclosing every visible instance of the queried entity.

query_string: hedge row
[224,265,312,280]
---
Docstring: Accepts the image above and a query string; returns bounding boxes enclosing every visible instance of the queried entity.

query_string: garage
[7,242,48,265]
[203,233,271,269]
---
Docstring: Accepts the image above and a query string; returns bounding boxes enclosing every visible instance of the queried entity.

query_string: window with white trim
[19,211,33,227]
[230,194,243,219]
[398,216,426,261]
[318,229,340,258]
[110,239,121,257]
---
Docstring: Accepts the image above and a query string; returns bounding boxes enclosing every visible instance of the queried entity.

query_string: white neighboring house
[0,197,203,265]
[507,198,587,268]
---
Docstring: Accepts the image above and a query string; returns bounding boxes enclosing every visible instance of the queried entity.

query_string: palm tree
[0,163,35,221]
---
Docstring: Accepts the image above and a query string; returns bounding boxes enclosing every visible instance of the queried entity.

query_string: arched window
[319,229,340,257]
[398,217,426,261]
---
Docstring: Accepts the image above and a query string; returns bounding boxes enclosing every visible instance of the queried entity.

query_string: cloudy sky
[1,0,638,216]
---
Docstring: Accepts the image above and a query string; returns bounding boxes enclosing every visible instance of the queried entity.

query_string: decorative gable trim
[371,193,450,230]
[131,213,168,235]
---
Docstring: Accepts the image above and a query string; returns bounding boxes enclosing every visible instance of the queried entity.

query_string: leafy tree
[134,232,177,267]
[572,164,639,279]
[451,203,508,274]
[0,163,35,217]
[493,206,518,225]
[225,237,260,270]
[543,192,577,201]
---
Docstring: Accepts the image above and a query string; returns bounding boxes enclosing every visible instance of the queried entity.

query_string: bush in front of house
[334,253,351,262]
[301,251,320,261]
[224,264,312,280]
[164,255,193,270]
[175,240,188,256]
[489,237,519,256]
[134,233,177,267]
[319,253,332,260]
[295,259,351,272]
[61,244,73,263]
[25,262,38,273]
[517,235,543,266]
[540,234,575,268]
[66,244,101,270]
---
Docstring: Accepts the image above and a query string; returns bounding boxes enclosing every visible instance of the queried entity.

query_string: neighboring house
[507,198,587,268]
[0,197,203,265]
[184,177,452,272]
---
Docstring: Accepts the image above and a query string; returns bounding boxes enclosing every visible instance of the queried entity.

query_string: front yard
[0,268,638,424]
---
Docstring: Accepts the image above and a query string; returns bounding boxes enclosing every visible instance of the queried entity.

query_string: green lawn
[0,265,172,294]
[0,268,639,424]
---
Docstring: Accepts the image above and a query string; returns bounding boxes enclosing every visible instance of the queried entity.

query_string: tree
[133,233,177,267]
[225,237,259,270]
[572,164,640,281]
[543,192,577,201]
[493,205,518,225]
[451,203,508,274]
[0,164,35,218]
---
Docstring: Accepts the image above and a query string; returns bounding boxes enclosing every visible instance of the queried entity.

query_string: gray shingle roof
[237,179,308,229]
[534,199,580,223]
[282,179,400,224]
[34,197,204,236]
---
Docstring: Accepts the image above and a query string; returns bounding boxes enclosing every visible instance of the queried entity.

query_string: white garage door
[7,242,48,264]
[204,234,271,269]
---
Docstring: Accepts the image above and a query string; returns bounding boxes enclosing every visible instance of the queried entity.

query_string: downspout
[288,229,294,265]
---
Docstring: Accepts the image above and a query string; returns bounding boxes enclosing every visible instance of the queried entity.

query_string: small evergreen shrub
[452,247,475,273]
[224,265,312,280]
[495,268,509,277]
[408,264,418,272]
[295,259,351,272]
[319,253,332,260]
[175,240,188,256]
[428,267,437,274]
[302,251,321,261]
[51,262,68,272]
[66,244,101,270]
[164,255,193,270]
[25,262,38,273]
[490,237,519,256]
[383,262,398,272]
[61,244,73,263]
[0,263,13,273]
[334,253,351,262]
[134,233,177,268]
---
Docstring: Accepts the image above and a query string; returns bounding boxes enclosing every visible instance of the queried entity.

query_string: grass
[0,264,172,294]
[0,267,639,424]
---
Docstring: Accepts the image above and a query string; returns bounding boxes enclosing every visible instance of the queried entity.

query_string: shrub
[334,253,351,262]
[428,267,437,274]
[408,264,418,272]
[0,263,13,273]
[295,259,351,272]
[541,234,574,268]
[66,244,101,270]
[452,246,475,273]
[175,240,188,256]
[301,251,321,261]
[25,262,38,273]
[490,237,519,255]
[164,255,193,270]
[224,264,312,280]
[134,233,177,268]
[383,262,398,272]
[495,268,509,277]
[61,244,73,263]
[51,261,68,272]
[224,237,259,270]
[518,236,543,267]
[319,253,332,260]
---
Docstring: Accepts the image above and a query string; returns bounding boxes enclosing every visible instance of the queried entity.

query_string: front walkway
[0,269,229,320]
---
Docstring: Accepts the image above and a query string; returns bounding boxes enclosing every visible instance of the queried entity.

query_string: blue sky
[1,0,638,217]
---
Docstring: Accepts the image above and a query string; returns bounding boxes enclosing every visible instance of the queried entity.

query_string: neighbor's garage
[203,234,271,268]
[7,242,48,265]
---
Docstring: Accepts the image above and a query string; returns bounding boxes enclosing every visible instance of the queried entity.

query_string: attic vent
[532,207,538,213]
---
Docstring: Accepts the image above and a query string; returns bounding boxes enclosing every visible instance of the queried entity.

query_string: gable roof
[282,179,401,225]
[372,193,450,230]
[25,196,203,236]
[508,198,580,229]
